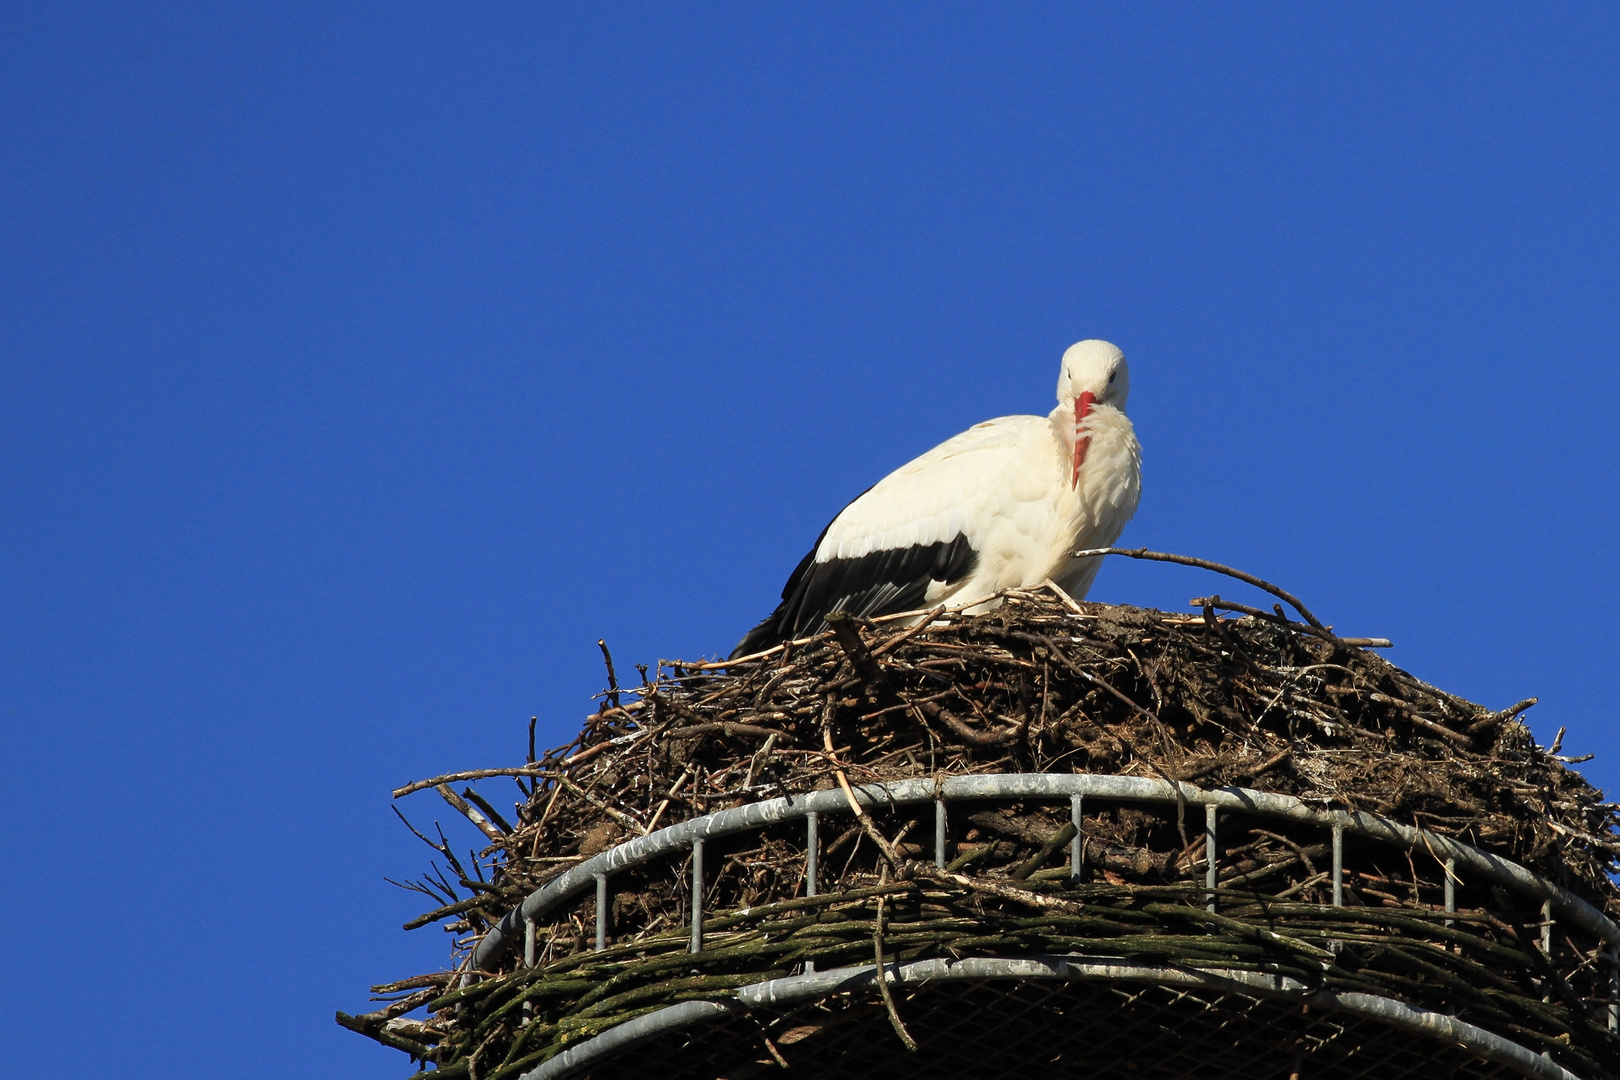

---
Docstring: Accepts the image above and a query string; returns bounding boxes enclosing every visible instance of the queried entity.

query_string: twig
[928,694,1019,746]
[1072,547,1327,630]
[557,776,644,832]
[598,639,620,708]
[824,710,904,871]
[1193,595,1390,648]
[1042,578,1087,615]
[535,774,567,834]
[744,732,779,789]
[872,891,917,1052]
[870,606,947,657]
[460,788,514,834]
[437,784,505,843]
[395,767,557,800]
[1011,822,1078,881]
[666,722,796,742]
[1468,697,1538,736]
[761,1032,791,1068]
[1241,746,1294,779]
[912,865,1087,914]
[404,895,488,931]
[642,764,695,836]
[826,611,890,690]
[1070,658,1161,728]
[1366,692,1473,746]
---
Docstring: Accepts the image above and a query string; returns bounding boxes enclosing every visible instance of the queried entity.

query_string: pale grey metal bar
[804,812,818,898]
[1069,793,1083,883]
[689,838,704,955]
[522,914,537,1024]
[465,772,1620,978]
[594,873,608,952]
[803,813,818,974]
[526,954,1583,1080]
[934,799,947,869]
[1542,898,1555,1004]
[1204,804,1218,912]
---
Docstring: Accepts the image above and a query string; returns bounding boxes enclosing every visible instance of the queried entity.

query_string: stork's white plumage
[732,340,1142,657]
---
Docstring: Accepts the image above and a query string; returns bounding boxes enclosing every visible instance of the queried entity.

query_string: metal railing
[530,956,1585,1080]
[467,772,1620,984]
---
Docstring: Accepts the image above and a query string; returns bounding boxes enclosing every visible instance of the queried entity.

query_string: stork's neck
[1049,399,1087,458]
[1051,398,1134,487]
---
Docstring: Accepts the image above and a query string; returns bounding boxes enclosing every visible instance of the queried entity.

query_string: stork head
[1056,339,1129,411]
[1057,339,1128,488]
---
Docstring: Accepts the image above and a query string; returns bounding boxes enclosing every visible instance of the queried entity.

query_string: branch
[436,784,504,843]
[598,638,620,708]
[394,767,556,800]
[1193,595,1390,648]
[911,865,1087,914]
[1071,547,1327,630]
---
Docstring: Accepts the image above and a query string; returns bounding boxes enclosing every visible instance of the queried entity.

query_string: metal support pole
[522,914,536,1024]
[1542,900,1555,1003]
[1444,857,1456,928]
[805,812,819,898]
[1331,824,1344,907]
[934,799,947,869]
[1204,804,1218,912]
[1069,793,1084,884]
[690,838,704,954]
[803,815,818,973]
[594,873,609,952]
[1541,899,1554,1002]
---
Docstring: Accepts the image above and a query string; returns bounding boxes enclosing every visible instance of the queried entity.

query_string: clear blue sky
[3,4,1617,1076]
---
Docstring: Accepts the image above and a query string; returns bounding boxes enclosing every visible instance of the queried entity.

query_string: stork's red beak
[1071,391,1095,489]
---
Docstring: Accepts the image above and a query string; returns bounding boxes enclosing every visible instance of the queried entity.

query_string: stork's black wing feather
[731,529,978,658]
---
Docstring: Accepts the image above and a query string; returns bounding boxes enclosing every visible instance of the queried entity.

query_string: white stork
[732,339,1142,657]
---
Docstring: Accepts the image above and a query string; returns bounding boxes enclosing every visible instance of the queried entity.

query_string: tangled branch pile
[342,585,1620,1080]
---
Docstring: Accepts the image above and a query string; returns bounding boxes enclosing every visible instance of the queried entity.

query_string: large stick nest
[343,584,1620,1079]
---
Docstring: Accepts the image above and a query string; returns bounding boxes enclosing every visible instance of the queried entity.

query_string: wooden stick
[436,784,505,844]
[597,639,621,709]
[666,722,797,741]
[395,767,557,800]
[642,765,695,836]
[1042,578,1088,616]
[870,606,947,657]
[912,865,1087,914]
[824,720,904,870]
[1011,822,1078,881]
[872,891,917,1051]
[1193,594,1390,647]
[1072,546,1327,630]
[558,776,644,832]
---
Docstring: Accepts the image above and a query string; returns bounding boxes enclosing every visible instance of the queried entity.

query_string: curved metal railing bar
[528,955,1581,1080]
[466,772,1620,979]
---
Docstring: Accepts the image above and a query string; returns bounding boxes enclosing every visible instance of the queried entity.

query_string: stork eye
[1108,372,1117,383]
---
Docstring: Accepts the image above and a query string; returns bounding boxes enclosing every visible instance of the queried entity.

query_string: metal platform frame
[531,955,1584,1080]
[461,773,1620,1079]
